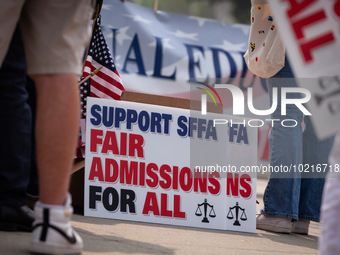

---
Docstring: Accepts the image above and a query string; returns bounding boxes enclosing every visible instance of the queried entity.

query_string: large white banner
[269,0,340,138]
[100,0,267,99]
[84,97,258,233]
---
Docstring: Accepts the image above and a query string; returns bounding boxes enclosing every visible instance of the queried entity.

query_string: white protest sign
[268,0,340,139]
[269,0,340,77]
[84,97,258,233]
[298,77,340,139]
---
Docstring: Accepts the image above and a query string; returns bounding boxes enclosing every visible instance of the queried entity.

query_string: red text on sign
[284,0,336,63]
[142,192,186,219]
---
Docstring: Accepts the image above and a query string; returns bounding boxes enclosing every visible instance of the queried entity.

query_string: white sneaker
[256,213,293,233]
[30,195,83,254]
[292,220,310,235]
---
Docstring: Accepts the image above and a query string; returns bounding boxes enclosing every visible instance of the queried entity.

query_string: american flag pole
[78,66,102,86]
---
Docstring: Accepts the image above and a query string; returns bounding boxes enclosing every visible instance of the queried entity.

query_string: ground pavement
[0,178,320,255]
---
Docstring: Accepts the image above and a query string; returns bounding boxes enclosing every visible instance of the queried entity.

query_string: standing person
[0,1,94,254]
[244,0,334,234]
[257,58,334,234]
[0,25,35,232]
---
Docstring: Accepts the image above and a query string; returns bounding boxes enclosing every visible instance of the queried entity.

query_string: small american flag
[80,18,125,119]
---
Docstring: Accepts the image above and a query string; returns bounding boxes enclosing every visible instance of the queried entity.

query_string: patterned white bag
[244,0,285,78]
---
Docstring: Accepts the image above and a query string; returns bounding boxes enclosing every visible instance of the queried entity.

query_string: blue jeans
[261,59,335,222]
[0,26,36,206]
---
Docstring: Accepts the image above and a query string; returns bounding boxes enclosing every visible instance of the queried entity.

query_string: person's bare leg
[32,74,80,205]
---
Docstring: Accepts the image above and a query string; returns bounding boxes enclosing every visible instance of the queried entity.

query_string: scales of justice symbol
[195,199,216,223]
[227,202,247,226]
